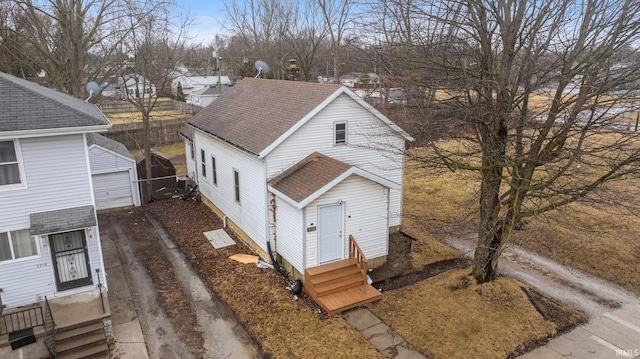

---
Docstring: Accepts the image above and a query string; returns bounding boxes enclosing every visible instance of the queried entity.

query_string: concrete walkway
[102,224,150,358]
[441,232,640,359]
[343,308,426,359]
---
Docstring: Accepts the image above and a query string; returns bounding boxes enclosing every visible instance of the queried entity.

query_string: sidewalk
[101,229,149,358]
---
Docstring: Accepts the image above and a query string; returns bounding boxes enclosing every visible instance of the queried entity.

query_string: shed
[87,133,141,210]
[135,150,177,202]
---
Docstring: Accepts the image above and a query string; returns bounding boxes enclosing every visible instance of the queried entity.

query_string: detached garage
[88,133,141,210]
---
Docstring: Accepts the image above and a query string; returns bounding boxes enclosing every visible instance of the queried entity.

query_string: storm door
[49,230,93,291]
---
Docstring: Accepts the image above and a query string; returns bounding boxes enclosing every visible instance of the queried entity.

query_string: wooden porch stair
[304,236,382,315]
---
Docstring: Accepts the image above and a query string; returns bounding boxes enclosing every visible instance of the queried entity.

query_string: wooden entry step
[305,258,382,315]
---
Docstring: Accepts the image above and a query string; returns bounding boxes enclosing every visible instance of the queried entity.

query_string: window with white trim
[211,156,217,185]
[0,230,38,262]
[200,149,206,178]
[234,169,240,203]
[334,122,347,145]
[0,140,22,186]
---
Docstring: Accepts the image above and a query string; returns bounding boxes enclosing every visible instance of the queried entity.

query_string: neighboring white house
[185,78,413,279]
[101,74,157,99]
[87,133,141,210]
[186,84,230,107]
[0,72,111,309]
[172,75,232,96]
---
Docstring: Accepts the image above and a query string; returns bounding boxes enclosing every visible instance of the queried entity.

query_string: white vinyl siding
[0,134,106,309]
[266,94,405,227]
[304,175,388,269]
[0,135,94,230]
[184,140,197,179]
[194,131,268,252]
[272,197,304,273]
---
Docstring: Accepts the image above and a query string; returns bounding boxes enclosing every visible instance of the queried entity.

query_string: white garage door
[93,171,134,210]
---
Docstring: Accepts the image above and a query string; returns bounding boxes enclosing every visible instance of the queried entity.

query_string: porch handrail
[348,235,368,284]
[43,296,56,358]
[0,305,44,336]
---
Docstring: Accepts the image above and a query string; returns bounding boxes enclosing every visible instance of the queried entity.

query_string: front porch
[304,235,382,315]
[0,289,111,358]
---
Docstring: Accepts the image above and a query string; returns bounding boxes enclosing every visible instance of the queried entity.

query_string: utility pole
[212,50,223,95]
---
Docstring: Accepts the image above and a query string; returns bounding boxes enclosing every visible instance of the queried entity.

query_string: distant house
[0,72,112,354]
[87,133,141,210]
[186,84,230,107]
[101,75,156,99]
[183,78,413,314]
[339,73,358,87]
[171,75,232,96]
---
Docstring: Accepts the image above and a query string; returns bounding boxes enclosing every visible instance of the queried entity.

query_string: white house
[185,79,412,312]
[172,75,232,96]
[87,133,141,210]
[186,84,230,107]
[0,72,111,314]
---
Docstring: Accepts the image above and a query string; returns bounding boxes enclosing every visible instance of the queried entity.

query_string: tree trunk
[143,112,153,203]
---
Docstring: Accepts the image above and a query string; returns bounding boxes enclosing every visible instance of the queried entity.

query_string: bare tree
[115,0,190,202]
[5,0,129,97]
[282,1,328,81]
[313,0,354,81]
[375,0,640,283]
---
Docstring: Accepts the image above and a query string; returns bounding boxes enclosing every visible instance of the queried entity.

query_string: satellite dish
[255,60,270,78]
[85,81,100,102]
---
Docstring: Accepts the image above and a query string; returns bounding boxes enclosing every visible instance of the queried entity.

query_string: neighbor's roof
[87,133,134,160]
[0,72,110,135]
[188,78,412,157]
[178,125,194,141]
[268,152,399,209]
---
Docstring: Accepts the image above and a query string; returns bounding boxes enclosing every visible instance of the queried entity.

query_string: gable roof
[268,152,399,209]
[0,72,110,137]
[87,133,134,160]
[188,78,412,158]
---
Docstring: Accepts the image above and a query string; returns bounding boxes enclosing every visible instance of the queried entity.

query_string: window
[0,140,22,186]
[334,122,347,145]
[211,156,217,185]
[200,149,206,178]
[0,230,38,262]
[189,143,194,160]
[234,170,240,203]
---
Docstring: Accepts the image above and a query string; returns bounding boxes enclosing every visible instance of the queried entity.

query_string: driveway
[100,211,261,359]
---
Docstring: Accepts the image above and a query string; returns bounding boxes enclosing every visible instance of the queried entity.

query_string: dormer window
[334,122,347,145]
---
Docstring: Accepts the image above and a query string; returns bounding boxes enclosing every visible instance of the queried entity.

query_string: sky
[185,0,228,45]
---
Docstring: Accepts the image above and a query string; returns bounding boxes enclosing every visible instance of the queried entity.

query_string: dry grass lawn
[403,152,640,296]
[370,268,560,359]
[106,109,190,124]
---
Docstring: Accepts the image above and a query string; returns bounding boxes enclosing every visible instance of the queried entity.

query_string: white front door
[319,203,343,264]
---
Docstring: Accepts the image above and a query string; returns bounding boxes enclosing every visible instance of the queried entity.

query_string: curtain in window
[0,163,20,185]
[0,232,11,261]
[11,230,37,258]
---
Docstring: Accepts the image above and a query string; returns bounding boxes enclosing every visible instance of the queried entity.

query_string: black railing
[43,296,56,358]
[96,269,106,314]
[0,305,44,336]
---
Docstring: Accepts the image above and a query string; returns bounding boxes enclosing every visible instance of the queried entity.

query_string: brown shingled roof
[268,152,351,203]
[188,78,342,155]
[179,125,194,141]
